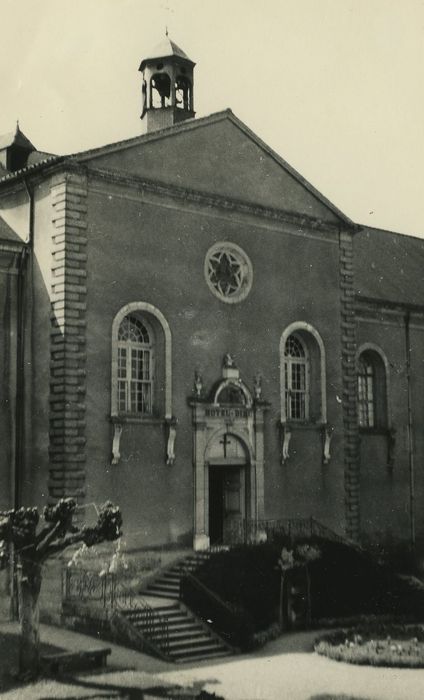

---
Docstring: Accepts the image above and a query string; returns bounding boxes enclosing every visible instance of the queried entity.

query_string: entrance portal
[191,357,268,551]
[209,466,245,545]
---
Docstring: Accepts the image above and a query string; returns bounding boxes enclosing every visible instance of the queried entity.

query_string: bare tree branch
[35,520,63,556]
[40,530,90,560]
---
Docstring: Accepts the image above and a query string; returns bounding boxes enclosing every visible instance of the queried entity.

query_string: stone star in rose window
[208,251,243,297]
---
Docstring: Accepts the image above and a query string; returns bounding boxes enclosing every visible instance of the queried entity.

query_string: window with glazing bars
[357,356,375,427]
[117,315,153,415]
[284,334,309,420]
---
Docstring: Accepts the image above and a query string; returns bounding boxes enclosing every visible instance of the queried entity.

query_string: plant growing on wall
[0,498,122,677]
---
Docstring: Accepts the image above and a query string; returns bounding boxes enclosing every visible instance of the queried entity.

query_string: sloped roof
[0,125,35,152]
[72,109,354,226]
[355,225,424,307]
[27,150,57,165]
[139,36,195,71]
[0,110,355,227]
[0,216,24,244]
[0,154,62,182]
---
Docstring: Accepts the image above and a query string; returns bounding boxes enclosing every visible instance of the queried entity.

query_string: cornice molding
[355,294,424,315]
[86,165,342,234]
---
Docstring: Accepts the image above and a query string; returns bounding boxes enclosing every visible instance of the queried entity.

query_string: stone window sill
[110,415,164,426]
[359,426,392,436]
[281,421,327,431]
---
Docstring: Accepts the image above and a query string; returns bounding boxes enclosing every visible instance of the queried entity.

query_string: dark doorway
[209,466,245,545]
[209,468,224,544]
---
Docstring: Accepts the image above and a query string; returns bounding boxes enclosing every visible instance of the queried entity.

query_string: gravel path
[1,623,424,699]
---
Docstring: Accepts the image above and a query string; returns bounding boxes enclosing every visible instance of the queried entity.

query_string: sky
[1,0,423,236]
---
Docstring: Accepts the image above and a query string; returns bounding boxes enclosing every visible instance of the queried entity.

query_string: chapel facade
[0,37,423,557]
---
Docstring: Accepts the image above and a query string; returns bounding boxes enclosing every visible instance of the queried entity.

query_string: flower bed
[315,624,424,668]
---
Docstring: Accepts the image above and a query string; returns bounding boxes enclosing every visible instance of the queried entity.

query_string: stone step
[125,552,231,663]
[148,579,180,590]
[153,578,180,590]
[132,617,200,634]
[145,589,180,599]
[166,629,210,642]
[132,610,188,622]
[146,581,180,589]
[168,638,219,652]
[171,642,228,660]
[175,649,230,664]
[168,621,204,633]
[162,572,181,581]
[144,629,208,646]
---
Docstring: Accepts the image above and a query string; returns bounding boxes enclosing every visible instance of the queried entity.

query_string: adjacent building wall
[356,307,424,551]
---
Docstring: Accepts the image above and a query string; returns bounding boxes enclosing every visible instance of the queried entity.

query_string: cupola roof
[139,36,195,72]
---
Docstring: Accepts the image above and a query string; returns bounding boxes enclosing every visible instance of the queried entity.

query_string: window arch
[280,322,326,424]
[117,315,154,415]
[284,334,309,421]
[357,344,389,428]
[111,302,172,420]
[175,75,192,111]
[150,72,171,108]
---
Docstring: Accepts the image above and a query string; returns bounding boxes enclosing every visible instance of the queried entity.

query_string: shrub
[195,536,424,637]
[315,623,424,668]
[195,543,281,632]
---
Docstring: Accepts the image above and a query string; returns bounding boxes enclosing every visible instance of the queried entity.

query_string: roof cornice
[0,155,65,187]
[355,294,424,314]
[87,164,343,234]
[0,109,356,229]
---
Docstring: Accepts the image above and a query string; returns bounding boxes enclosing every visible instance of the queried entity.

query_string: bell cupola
[139,34,195,133]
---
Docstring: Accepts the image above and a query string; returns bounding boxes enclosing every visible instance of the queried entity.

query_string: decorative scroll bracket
[166,417,178,466]
[322,425,334,465]
[281,424,292,465]
[111,422,123,465]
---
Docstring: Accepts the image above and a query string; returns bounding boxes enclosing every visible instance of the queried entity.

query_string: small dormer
[139,35,195,133]
[0,124,35,172]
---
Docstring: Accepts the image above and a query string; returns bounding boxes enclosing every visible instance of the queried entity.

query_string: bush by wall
[194,536,424,641]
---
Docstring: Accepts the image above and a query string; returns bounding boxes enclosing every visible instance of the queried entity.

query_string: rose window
[205,242,253,304]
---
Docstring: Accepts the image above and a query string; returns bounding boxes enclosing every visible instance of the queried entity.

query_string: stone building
[0,37,423,556]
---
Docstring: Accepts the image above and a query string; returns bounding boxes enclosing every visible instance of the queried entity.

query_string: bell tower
[139,34,195,133]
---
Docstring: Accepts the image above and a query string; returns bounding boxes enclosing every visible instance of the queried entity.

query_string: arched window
[357,348,388,428]
[280,322,326,424]
[117,315,154,415]
[175,75,192,110]
[111,302,172,420]
[284,334,309,421]
[150,72,171,108]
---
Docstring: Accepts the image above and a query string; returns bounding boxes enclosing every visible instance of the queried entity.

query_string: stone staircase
[138,552,233,662]
[144,552,210,600]
[122,600,231,663]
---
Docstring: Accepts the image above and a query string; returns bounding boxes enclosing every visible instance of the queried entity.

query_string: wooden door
[222,467,245,544]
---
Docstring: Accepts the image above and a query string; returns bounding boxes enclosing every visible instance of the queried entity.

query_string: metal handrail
[180,571,249,649]
[63,567,169,654]
[241,516,359,547]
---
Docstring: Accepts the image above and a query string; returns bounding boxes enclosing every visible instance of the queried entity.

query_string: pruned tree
[0,498,122,677]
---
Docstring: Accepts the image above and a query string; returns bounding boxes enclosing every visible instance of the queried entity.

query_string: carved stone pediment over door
[189,356,269,551]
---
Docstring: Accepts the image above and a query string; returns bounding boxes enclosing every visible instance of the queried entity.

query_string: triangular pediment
[76,111,351,225]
